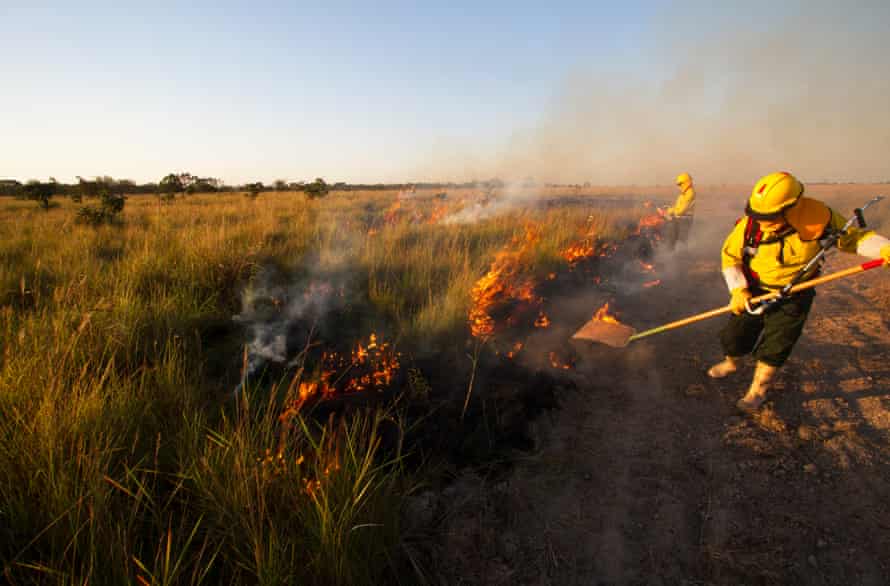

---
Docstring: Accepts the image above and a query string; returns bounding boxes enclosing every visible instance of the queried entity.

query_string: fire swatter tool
[572,257,889,348]
[575,195,887,348]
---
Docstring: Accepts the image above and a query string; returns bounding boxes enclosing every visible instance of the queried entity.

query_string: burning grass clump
[0,306,413,584]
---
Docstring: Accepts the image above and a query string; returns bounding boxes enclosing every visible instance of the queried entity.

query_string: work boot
[736,362,778,414]
[707,356,739,379]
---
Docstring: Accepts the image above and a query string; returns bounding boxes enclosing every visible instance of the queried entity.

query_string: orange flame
[534,311,551,328]
[332,332,400,393]
[592,302,621,325]
[637,213,665,230]
[426,202,449,224]
[383,200,402,225]
[278,381,319,422]
[561,241,597,266]
[279,332,400,421]
[636,202,666,235]
[468,225,542,339]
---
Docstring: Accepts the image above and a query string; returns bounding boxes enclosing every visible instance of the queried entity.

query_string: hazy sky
[2,1,888,185]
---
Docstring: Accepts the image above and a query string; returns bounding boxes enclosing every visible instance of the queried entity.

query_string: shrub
[101,190,126,214]
[304,178,329,200]
[243,182,264,198]
[75,190,127,225]
[23,179,58,210]
[76,205,110,225]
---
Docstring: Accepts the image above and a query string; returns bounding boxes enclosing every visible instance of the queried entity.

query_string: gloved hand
[881,244,890,267]
[730,287,752,315]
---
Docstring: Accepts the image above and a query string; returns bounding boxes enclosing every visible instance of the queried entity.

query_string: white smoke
[232,269,347,395]
[442,197,517,225]
[441,182,541,225]
[414,0,890,185]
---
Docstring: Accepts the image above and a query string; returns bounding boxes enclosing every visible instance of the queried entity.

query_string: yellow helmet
[746,171,805,219]
[675,172,692,186]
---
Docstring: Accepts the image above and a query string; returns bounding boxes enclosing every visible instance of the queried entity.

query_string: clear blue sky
[2,1,887,185]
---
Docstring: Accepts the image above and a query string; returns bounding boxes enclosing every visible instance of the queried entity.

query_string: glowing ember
[639,261,654,272]
[549,351,574,370]
[506,341,524,359]
[324,332,400,393]
[592,302,621,325]
[599,243,618,257]
[534,311,551,328]
[468,225,542,339]
[279,332,401,420]
[263,420,343,498]
[643,279,662,288]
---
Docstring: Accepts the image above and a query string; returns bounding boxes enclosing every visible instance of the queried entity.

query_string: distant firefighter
[708,171,890,414]
[664,172,696,250]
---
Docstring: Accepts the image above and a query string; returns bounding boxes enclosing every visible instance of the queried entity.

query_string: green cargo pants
[719,288,815,367]
[665,215,693,250]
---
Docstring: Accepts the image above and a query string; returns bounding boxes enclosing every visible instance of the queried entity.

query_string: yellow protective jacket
[721,197,888,292]
[668,185,695,217]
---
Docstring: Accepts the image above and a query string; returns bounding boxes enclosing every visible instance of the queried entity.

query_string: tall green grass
[0,189,641,583]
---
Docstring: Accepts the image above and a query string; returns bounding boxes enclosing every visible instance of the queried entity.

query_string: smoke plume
[423,0,890,185]
[232,266,349,394]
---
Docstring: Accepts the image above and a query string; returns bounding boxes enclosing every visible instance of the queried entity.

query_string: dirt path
[427,222,890,585]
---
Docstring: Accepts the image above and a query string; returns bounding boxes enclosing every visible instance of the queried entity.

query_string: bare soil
[417,204,890,585]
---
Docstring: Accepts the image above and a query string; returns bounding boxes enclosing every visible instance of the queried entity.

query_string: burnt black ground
[413,209,890,586]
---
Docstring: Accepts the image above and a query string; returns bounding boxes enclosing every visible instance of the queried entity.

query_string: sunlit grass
[0,188,643,582]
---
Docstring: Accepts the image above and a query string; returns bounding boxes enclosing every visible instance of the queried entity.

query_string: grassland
[0,188,649,584]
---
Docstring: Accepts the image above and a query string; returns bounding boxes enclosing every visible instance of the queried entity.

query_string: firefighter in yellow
[664,172,696,250]
[708,171,890,413]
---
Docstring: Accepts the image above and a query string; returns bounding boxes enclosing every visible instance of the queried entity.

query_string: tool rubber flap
[571,319,636,348]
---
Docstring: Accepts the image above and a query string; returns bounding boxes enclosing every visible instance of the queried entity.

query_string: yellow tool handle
[627,258,887,343]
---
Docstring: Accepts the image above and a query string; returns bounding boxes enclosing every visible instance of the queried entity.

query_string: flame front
[279,332,400,420]
[468,225,542,339]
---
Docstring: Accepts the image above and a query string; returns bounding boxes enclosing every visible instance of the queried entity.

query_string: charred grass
[0,189,648,583]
